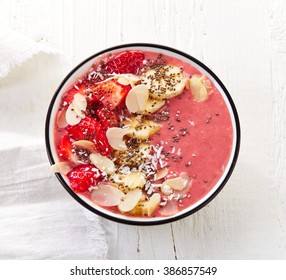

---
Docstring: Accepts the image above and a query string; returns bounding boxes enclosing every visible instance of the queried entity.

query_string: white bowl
[45,43,240,225]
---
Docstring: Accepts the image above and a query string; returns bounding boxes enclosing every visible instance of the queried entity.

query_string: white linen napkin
[0,27,116,259]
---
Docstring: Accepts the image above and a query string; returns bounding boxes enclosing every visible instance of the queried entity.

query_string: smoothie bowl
[45,43,240,225]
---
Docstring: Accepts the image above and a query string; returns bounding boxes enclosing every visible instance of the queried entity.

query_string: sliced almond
[51,162,71,175]
[125,84,149,113]
[162,174,190,191]
[117,76,130,86]
[106,127,129,150]
[121,171,146,190]
[147,193,161,216]
[116,74,140,87]
[118,189,142,212]
[125,89,138,113]
[159,200,179,217]
[57,107,68,128]
[180,172,190,181]
[189,77,208,102]
[73,140,95,151]
[154,168,169,181]
[91,183,125,207]
[65,102,81,125]
[160,183,173,195]
[174,179,193,197]
[127,75,140,87]
[90,153,115,175]
[73,93,87,118]
[192,74,212,91]
[73,93,87,111]
[73,102,85,118]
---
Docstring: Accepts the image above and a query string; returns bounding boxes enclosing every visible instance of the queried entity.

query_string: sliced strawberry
[95,104,119,130]
[65,116,111,156]
[67,164,101,193]
[101,51,145,75]
[66,116,102,140]
[58,135,75,161]
[89,79,131,110]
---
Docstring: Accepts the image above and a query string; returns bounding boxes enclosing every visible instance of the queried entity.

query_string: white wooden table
[1,0,285,259]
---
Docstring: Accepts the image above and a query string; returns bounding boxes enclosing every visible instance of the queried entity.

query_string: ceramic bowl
[45,43,240,225]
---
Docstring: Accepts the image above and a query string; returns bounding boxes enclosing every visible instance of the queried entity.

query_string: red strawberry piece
[94,129,111,156]
[65,116,111,156]
[66,116,102,140]
[58,135,75,161]
[61,83,87,105]
[95,104,119,130]
[67,164,101,193]
[89,79,131,110]
[101,51,145,75]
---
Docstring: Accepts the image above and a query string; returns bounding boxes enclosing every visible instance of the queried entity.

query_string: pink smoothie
[54,49,233,218]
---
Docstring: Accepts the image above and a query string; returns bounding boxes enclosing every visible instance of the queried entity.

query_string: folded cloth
[0,27,116,259]
[0,26,59,79]
[0,140,108,259]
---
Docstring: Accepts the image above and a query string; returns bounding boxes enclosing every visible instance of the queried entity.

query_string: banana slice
[125,84,149,114]
[73,140,95,152]
[138,143,152,157]
[91,183,125,207]
[140,98,166,115]
[132,120,161,140]
[141,65,186,100]
[114,143,151,167]
[121,171,146,190]
[123,117,162,140]
[189,76,208,102]
[90,153,115,175]
[51,162,71,175]
[128,193,161,216]
[118,189,142,212]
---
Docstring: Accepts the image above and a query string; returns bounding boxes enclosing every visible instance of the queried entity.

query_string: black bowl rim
[45,43,241,226]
